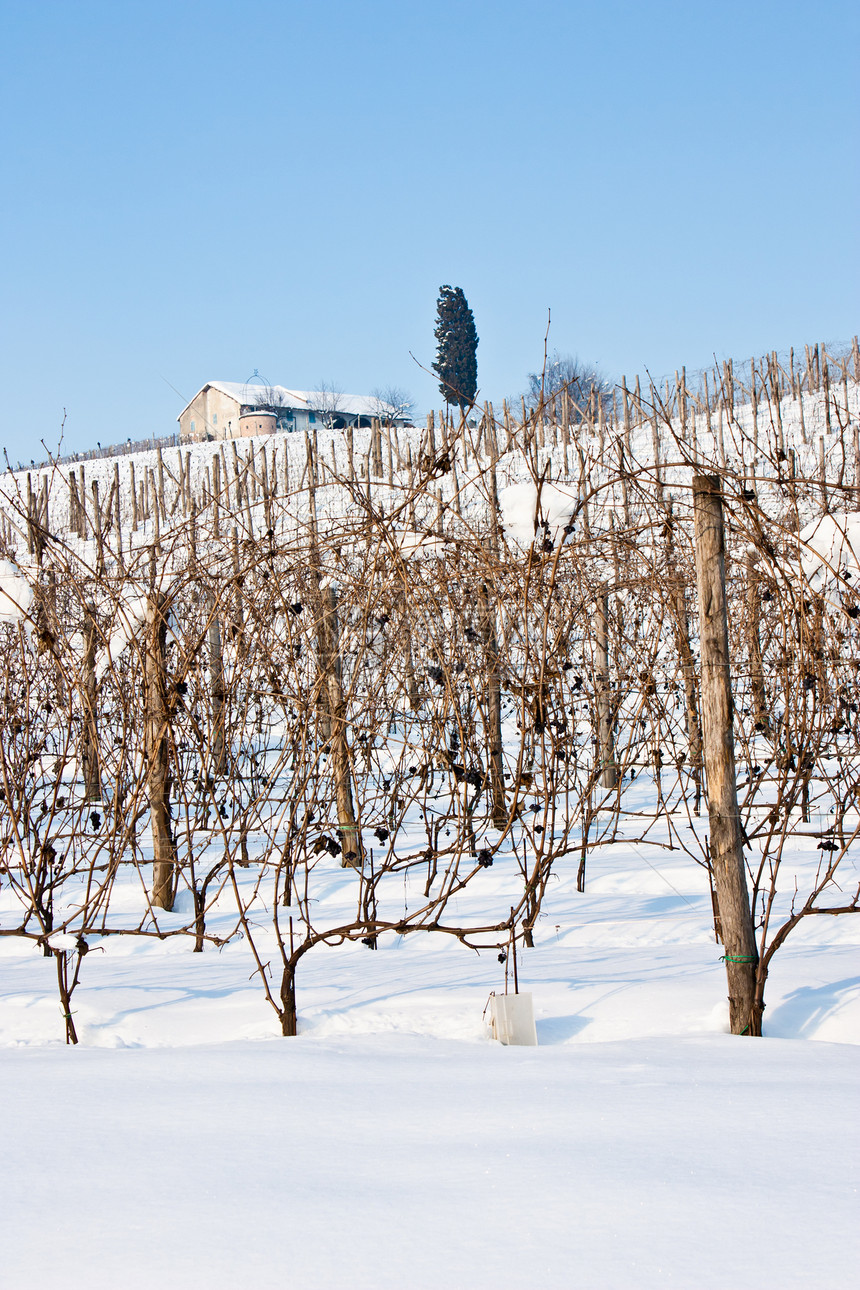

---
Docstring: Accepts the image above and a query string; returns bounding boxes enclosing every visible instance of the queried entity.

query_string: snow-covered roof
[178,382,398,421]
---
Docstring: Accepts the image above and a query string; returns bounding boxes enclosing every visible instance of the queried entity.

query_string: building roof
[178,381,399,421]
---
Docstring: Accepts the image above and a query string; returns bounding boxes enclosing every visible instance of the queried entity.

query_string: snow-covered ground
[3,1035,856,1289]
[2,818,857,1288]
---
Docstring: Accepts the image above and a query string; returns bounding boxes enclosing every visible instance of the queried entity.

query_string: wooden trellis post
[146,589,176,911]
[746,552,768,734]
[673,576,703,814]
[69,471,82,537]
[371,418,383,477]
[692,474,760,1036]
[320,584,362,868]
[207,589,227,778]
[595,591,617,791]
[479,583,507,828]
[82,602,101,802]
[91,480,105,576]
[26,474,35,557]
[230,527,244,654]
[113,463,123,563]
[212,453,221,538]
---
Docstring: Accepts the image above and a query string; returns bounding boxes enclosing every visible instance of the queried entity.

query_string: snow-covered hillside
[2,359,859,552]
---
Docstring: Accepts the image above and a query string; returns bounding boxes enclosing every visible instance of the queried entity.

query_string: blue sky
[0,0,856,459]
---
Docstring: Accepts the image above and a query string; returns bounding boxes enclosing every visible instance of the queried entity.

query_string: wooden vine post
[26,474,35,557]
[481,449,507,829]
[595,591,617,790]
[92,480,105,576]
[207,589,227,778]
[676,590,703,812]
[479,583,507,828]
[69,471,83,537]
[371,418,383,477]
[303,447,361,868]
[145,588,176,910]
[665,507,703,813]
[692,474,760,1035]
[746,552,768,734]
[320,583,362,868]
[82,602,101,802]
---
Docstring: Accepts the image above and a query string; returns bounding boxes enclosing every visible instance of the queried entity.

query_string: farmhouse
[178,381,409,443]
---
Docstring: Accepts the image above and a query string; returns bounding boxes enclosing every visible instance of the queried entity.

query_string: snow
[94,590,150,680]
[0,1039,856,1289]
[393,527,450,559]
[499,480,579,550]
[798,510,860,604]
[0,557,33,624]
[46,931,79,951]
[1,827,857,1287]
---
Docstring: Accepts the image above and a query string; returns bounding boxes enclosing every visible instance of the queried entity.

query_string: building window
[213,413,218,426]
[309,411,316,424]
[191,420,196,433]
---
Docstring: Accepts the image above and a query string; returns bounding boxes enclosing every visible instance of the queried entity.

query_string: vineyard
[1,338,859,1047]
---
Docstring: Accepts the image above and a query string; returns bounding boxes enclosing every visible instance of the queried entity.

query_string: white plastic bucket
[487,992,538,1046]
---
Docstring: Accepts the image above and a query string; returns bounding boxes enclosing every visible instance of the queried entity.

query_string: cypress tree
[432,285,478,410]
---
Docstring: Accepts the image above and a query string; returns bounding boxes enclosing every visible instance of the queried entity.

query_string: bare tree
[525,351,613,422]
[370,386,416,426]
[309,380,345,430]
